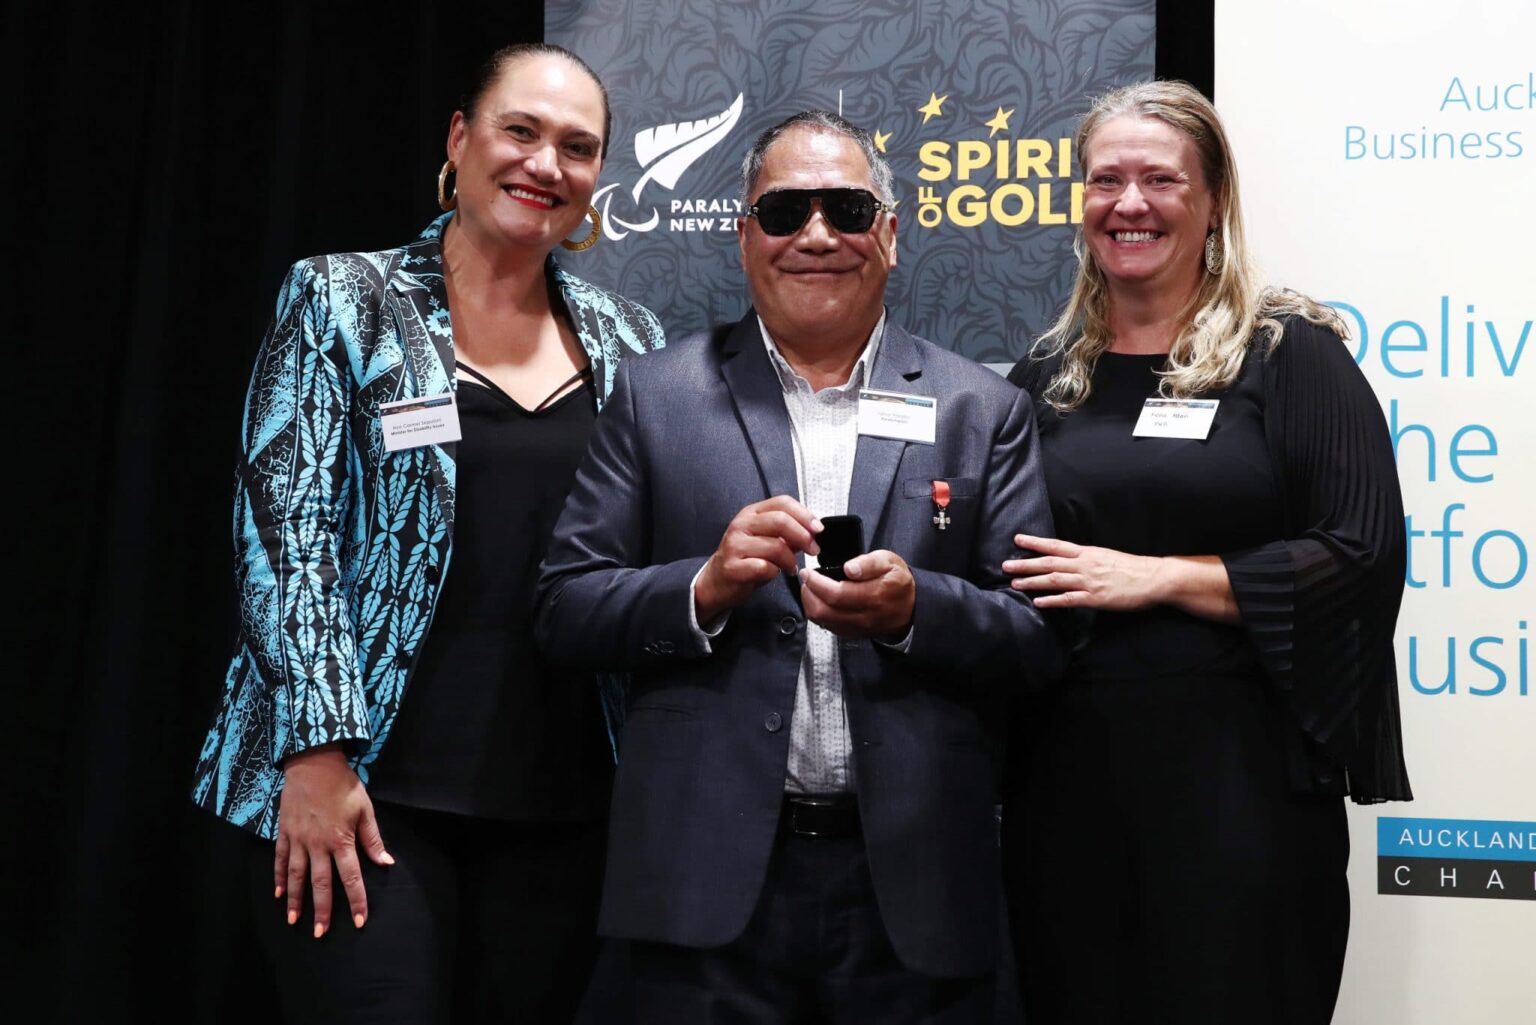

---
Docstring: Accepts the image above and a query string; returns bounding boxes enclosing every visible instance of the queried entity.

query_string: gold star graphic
[918,92,948,124]
[873,129,892,153]
[985,106,1015,137]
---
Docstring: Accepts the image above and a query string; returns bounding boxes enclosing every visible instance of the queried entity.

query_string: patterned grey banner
[548,0,1154,364]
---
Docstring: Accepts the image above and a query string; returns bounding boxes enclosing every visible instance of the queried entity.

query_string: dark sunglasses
[746,187,890,236]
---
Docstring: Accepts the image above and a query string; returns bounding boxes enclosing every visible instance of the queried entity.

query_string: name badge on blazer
[858,388,937,445]
[1132,398,1218,440]
[380,392,463,452]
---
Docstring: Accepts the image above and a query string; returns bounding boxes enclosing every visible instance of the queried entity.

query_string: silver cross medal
[931,479,951,530]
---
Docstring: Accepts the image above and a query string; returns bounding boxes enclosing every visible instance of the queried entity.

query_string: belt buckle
[788,796,845,838]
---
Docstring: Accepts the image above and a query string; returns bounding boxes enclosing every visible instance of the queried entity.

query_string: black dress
[1001,318,1410,1025]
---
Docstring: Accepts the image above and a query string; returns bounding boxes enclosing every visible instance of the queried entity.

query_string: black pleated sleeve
[1222,317,1412,802]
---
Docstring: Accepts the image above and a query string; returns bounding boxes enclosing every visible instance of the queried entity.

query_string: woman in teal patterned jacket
[191,44,664,1022]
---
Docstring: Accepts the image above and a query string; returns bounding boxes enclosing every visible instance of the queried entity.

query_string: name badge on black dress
[1132,398,1218,440]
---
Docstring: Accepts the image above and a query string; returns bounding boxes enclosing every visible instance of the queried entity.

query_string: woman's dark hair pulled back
[461,43,613,159]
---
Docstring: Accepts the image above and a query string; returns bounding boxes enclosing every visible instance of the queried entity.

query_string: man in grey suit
[537,110,1061,1024]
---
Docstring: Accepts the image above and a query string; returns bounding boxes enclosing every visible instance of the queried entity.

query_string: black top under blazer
[536,314,1064,977]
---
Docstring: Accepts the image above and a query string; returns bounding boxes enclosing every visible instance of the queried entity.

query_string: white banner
[1216,2,1535,1021]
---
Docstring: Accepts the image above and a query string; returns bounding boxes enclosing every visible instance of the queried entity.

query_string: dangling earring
[561,205,603,252]
[1204,231,1223,275]
[437,161,458,211]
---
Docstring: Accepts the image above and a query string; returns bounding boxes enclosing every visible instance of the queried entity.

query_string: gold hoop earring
[437,160,458,211]
[1204,232,1223,275]
[561,206,602,251]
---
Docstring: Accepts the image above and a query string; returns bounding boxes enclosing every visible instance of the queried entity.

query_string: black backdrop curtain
[8,1,1206,1020]
[9,2,543,1020]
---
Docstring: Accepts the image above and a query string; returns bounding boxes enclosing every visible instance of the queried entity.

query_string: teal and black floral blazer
[192,214,665,839]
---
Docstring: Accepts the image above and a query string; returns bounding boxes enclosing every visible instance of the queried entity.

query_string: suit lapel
[719,314,801,504]
[847,321,925,542]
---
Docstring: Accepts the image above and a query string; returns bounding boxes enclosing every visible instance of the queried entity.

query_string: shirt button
[764,712,783,733]
[424,565,441,583]
[394,651,411,668]
[778,616,799,636]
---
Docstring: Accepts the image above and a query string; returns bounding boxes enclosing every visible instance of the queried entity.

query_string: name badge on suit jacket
[858,388,937,445]
[380,392,463,452]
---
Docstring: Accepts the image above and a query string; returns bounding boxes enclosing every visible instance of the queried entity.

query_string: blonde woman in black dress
[1002,80,1411,1025]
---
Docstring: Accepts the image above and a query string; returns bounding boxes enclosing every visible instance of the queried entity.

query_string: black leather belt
[782,795,860,838]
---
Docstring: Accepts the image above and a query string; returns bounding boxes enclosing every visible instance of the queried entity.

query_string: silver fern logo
[594,94,745,240]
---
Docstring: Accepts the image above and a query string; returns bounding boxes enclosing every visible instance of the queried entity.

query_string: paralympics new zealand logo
[594,94,745,240]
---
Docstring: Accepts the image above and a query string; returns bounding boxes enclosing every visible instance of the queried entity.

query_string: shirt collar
[758,310,887,396]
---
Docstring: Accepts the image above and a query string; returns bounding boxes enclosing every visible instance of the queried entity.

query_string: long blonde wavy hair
[1037,80,1343,411]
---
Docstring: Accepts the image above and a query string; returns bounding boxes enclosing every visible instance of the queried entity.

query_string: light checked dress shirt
[690,313,896,794]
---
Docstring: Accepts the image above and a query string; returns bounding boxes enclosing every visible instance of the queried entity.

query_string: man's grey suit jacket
[536,312,1063,978]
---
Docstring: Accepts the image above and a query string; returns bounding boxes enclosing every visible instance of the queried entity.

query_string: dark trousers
[1002,672,1350,1025]
[247,799,606,1025]
[631,813,994,1025]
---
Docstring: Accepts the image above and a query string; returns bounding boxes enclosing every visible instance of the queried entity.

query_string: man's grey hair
[739,110,897,207]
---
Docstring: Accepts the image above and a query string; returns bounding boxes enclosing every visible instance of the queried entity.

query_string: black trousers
[630,814,994,1025]
[247,800,606,1025]
[1001,672,1350,1025]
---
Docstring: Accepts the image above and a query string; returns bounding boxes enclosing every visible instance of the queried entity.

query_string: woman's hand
[1003,534,1162,610]
[1003,534,1241,623]
[274,745,394,938]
